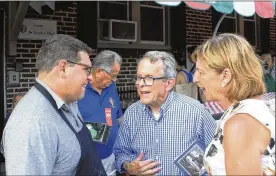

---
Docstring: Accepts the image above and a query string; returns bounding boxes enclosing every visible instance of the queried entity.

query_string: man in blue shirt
[113,51,216,175]
[78,50,123,175]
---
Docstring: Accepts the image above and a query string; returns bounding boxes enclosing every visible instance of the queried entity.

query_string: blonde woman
[192,33,275,175]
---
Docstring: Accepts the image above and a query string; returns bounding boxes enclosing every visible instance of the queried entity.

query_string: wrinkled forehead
[195,57,208,70]
[261,55,272,61]
[138,57,163,69]
[138,57,164,74]
[140,57,163,65]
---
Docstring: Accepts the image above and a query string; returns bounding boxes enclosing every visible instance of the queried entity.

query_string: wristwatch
[121,162,130,175]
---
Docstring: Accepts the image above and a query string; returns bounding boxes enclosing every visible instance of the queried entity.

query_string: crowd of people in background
[1,33,275,176]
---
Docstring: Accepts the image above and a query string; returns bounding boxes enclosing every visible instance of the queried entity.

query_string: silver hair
[36,34,92,72]
[139,51,177,78]
[92,50,122,72]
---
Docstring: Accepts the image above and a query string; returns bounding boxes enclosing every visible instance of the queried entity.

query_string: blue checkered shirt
[113,91,216,175]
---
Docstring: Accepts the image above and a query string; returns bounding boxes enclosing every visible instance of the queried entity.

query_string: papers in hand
[174,139,207,176]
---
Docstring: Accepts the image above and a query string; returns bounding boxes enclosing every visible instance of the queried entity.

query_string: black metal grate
[117,85,139,109]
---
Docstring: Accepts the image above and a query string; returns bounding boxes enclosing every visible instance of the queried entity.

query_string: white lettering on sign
[19,19,57,40]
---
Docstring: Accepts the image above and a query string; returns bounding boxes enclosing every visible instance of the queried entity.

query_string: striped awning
[29,1,55,14]
[155,1,276,18]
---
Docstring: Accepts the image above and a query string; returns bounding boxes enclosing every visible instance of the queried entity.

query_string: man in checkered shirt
[113,51,216,175]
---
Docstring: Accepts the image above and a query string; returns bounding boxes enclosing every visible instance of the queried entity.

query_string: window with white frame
[97,1,170,47]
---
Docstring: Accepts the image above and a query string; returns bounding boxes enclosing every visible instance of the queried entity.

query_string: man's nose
[137,79,146,87]
[87,74,92,81]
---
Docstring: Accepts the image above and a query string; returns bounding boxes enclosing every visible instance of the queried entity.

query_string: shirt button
[155,156,159,160]
[156,139,158,143]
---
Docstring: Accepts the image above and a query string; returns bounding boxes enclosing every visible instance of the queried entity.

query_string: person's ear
[57,60,68,78]
[220,68,232,87]
[165,78,176,91]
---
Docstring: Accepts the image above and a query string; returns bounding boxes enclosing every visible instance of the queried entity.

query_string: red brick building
[0,1,275,116]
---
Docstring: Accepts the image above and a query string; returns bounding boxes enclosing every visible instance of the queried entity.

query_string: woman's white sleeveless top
[204,99,275,175]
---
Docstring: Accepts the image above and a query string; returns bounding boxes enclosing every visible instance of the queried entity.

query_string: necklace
[216,101,240,130]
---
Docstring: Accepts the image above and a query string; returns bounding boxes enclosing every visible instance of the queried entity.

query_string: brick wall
[4,1,143,112]
[4,3,275,112]
[6,2,78,111]
[269,18,276,50]
[116,58,137,88]
[116,57,138,104]
[185,7,212,46]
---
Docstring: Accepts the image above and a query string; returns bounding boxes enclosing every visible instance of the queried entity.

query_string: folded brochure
[174,139,207,176]
[85,122,111,144]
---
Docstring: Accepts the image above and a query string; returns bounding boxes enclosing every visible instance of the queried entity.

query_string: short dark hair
[36,34,92,72]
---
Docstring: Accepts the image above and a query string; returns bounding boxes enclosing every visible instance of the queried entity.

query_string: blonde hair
[192,33,265,102]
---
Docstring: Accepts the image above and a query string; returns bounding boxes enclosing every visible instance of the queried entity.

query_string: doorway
[0,8,6,143]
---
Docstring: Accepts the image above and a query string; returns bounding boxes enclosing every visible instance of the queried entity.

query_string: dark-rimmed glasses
[133,76,166,86]
[67,60,93,76]
[101,69,118,82]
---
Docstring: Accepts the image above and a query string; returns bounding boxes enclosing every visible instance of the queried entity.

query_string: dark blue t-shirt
[179,69,194,83]
[78,82,123,159]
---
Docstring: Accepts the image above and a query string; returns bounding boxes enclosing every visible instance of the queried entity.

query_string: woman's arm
[223,113,271,175]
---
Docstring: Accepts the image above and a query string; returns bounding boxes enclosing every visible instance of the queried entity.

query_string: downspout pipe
[0,8,7,118]
[213,13,227,38]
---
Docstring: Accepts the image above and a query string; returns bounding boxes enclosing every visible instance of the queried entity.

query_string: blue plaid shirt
[113,91,216,175]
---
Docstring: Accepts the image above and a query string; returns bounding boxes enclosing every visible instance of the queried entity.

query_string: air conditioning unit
[100,19,137,42]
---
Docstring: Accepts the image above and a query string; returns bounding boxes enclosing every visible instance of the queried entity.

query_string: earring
[221,80,228,87]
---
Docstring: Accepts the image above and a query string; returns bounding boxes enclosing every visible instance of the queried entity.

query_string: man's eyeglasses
[101,69,117,82]
[67,60,92,76]
[133,76,166,86]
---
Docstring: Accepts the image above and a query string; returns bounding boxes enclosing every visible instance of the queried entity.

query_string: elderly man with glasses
[78,50,123,175]
[113,51,216,175]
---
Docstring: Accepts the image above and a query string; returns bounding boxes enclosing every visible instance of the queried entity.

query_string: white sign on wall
[19,19,57,40]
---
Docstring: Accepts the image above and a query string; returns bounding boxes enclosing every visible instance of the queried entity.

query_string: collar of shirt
[36,78,65,109]
[142,91,174,117]
[86,82,114,96]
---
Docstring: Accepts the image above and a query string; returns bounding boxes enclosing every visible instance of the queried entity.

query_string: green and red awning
[156,1,276,18]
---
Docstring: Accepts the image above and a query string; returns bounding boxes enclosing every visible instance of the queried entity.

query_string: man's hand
[123,153,161,175]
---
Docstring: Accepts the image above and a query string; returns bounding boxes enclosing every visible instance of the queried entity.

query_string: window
[98,1,129,20]
[97,1,170,49]
[244,15,256,46]
[140,2,165,45]
[213,11,259,48]
[216,13,237,34]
